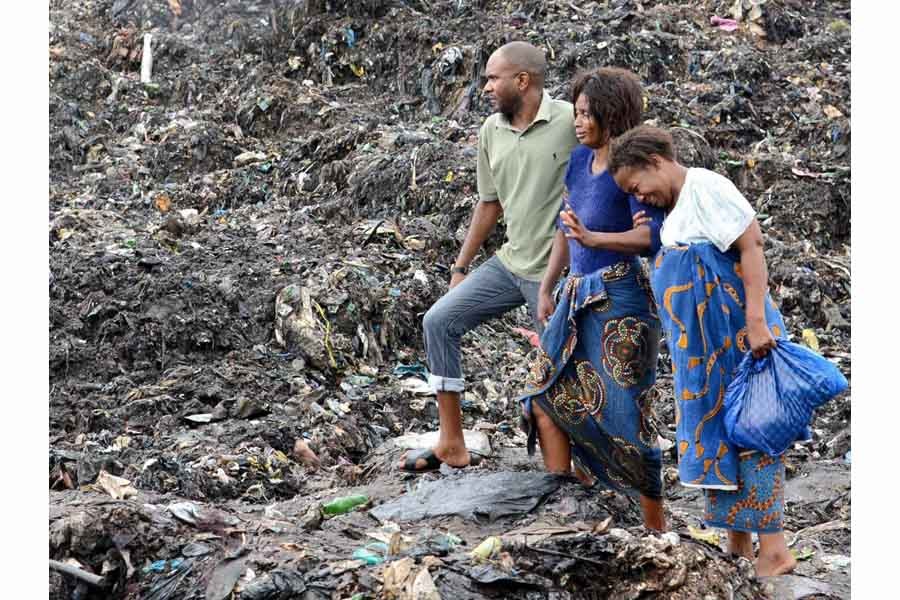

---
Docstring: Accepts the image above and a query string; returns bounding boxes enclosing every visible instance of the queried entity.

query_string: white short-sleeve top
[660,168,756,252]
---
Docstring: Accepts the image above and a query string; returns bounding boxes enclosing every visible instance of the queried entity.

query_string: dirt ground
[49,1,850,598]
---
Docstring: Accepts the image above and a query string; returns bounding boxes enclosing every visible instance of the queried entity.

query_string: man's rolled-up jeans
[424,255,544,393]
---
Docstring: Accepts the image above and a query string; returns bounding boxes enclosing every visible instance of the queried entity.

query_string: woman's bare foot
[756,532,796,576]
[639,495,666,532]
[755,551,797,576]
[727,531,754,559]
[572,465,594,487]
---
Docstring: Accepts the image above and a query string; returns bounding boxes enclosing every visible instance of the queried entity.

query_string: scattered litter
[205,555,248,600]
[710,16,740,31]
[370,472,560,522]
[820,554,851,571]
[351,542,389,565]
[469,536,502,561]
[322,494,369,516]
[94,470,137,499]
[687,526,721,547]
[392,429,492,457]
[167,502,202,526]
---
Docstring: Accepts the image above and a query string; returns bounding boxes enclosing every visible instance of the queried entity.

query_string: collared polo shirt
[477,90,577,281]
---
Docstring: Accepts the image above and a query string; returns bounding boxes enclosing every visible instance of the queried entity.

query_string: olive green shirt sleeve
[476,120,499,202]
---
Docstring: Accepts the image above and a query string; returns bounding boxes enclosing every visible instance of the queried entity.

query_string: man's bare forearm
[454,200,503,268]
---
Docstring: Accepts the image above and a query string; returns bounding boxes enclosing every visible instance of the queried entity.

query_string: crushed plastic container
[321,494,369,516]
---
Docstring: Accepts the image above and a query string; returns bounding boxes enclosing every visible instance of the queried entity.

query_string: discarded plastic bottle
[321,494,369,516]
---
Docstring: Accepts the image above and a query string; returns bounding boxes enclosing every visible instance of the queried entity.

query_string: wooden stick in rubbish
[141,33,153,83]
[49,560,106,587]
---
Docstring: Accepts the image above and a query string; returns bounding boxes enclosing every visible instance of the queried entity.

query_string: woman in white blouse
[609,125,798,577]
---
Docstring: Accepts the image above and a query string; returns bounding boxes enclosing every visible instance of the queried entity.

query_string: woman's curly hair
[571,67,644,146]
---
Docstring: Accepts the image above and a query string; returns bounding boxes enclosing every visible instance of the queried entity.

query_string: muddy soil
[49,1,850,598]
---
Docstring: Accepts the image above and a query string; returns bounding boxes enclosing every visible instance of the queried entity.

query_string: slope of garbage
[49,0,851,598]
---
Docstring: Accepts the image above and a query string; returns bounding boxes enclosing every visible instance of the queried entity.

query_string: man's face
[483,53,523,119]
[613,161,675,208]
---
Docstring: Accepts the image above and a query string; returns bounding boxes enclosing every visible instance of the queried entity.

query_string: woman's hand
[560,204,599,248]
[537,289,556,324]
[747,318,777,358]
[632,210,651,229]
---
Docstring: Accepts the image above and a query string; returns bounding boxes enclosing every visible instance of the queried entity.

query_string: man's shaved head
[483,41,546,120]
[494,41,546,87]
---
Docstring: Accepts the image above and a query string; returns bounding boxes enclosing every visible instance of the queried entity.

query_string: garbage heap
[49,0,851,598]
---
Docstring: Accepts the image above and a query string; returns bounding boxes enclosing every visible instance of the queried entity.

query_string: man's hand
[537,290,556,324]
[449,272,467,289]
[632,210,651,229]
[747,318,777,358]
[560,204,598,248]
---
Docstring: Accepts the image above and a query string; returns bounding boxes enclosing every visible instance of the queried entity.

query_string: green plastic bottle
[321,494,369,516]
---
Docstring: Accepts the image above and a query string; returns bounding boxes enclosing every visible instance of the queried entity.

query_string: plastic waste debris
[469,536,502,561]
[322,494,369,516]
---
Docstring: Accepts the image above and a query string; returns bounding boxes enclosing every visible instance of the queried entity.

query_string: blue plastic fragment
[352,542,388,565]
[393,363,429,380]
[144,560,168,574]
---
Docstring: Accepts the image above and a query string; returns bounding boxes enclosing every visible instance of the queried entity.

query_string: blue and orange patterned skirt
[705,451,786,533]
[651,242,796,532]
[519,258,663,499]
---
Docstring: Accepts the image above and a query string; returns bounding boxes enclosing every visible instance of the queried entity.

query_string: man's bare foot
[755,550,796,577]
[398,445,471,471]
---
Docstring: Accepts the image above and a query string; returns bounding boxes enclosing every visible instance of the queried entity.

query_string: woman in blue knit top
[520,68,668,530]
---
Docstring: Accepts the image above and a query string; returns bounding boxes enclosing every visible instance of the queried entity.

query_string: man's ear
[516,71,530,91]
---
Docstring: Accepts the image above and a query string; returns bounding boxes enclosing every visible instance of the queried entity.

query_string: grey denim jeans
[423,255,544,393]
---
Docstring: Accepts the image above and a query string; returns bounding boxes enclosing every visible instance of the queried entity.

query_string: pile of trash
[49,0,851,598]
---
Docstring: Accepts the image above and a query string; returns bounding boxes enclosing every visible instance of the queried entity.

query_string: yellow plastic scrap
[687,526,720,547]
[469,536,502,561]
[350,64,365,78]
[268,450,290,477]
[801,328,820,353]
[444,170,454,183]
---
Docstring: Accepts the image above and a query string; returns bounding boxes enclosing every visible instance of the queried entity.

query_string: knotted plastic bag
[723,340,848,456]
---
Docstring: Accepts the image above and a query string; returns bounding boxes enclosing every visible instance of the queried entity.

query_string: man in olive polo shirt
[400,41,577,472]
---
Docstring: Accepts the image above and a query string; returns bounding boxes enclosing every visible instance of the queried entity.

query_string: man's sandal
[400,448,483,473]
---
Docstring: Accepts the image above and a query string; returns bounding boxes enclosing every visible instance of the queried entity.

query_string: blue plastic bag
[723,340,848,456]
